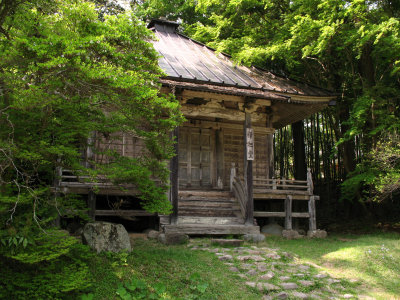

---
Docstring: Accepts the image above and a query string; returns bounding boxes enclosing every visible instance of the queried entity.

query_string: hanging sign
[246,128,254,160]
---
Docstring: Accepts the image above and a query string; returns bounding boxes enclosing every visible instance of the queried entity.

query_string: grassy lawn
[265,232,400,299]
[86,231,400,299]
[89,238,261,299]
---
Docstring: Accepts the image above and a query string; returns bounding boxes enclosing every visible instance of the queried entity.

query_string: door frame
[178,126,216,189]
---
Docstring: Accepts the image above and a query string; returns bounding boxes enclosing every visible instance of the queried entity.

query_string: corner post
[244,112,254,225]
[308,196,317,231]
[266,114,274,179]
[285,195,293,230]
[307,168,314,195]
[170,127,179,224]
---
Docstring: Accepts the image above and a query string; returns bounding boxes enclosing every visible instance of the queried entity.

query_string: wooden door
[179,127,214,188]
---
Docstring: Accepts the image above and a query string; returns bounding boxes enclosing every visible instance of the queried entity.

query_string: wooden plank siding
[94,132,146,165]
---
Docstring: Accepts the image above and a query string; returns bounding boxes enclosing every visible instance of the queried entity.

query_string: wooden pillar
[266,115,274,179]
[215,128,224,189]
[244,112,254,225]
[170,127,179,224]
[88,191,96,221]
[285,195,293,230]
[308,196,317,231]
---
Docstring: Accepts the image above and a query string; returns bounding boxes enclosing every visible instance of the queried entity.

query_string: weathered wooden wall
[94,132,146,164]
[224,129,269,185]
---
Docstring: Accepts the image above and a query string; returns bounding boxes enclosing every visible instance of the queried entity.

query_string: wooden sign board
[246,128,254,160]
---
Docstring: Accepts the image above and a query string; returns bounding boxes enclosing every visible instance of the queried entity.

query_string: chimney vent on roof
[147,19,180,33]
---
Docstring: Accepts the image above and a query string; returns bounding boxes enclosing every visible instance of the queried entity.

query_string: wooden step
[179,206,241,213]
[178,210,241,217]
[163,224,260,235]
[178,201,239,208]
[179,196,236,202]
[179,190,232,198]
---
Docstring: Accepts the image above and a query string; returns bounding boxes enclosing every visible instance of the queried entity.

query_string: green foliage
[342,132,400,202]
[0,0,183,230]
[116,277,169,300]
[0,1,182,298]
[0,233,95,299]
[187,272,209,298]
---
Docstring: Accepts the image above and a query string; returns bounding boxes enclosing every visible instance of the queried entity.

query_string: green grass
[264,232,400,299]
[89,239,261,300]
[86,232,400,299]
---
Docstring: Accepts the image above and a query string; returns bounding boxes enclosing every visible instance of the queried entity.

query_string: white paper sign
[246,128,254,160]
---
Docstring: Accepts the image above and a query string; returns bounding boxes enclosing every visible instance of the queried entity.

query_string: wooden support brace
[285,195,293,230]
[308,195,317,231]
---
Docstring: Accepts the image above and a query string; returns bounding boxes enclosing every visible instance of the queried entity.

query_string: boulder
[158,233,189,245]
[261,223,283,236]
[307,230,328,239]
[243,234,266,243]
[282,229,303,240]
[147,230,160,239]
[158,233,166,244]
[82,222,131,253]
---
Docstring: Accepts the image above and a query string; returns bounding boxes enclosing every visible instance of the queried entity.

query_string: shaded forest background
[134,0,400,225]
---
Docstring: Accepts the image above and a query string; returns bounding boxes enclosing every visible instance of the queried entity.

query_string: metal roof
[148,19,335,99]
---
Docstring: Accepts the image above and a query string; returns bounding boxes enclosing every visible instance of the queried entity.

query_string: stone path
[188,240,363,300]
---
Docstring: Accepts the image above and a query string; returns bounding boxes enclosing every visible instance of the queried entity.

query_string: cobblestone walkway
[188,240,369,300]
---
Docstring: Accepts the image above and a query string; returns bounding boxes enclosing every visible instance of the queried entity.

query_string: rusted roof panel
[149,19,335,98]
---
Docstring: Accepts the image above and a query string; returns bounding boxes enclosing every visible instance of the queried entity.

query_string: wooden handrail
[252,169,315,196]
[232,176,247,220]
[230,163,247,220]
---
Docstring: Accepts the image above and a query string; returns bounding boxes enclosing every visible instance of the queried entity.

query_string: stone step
[177,216,244,225]
[163,224,260,235]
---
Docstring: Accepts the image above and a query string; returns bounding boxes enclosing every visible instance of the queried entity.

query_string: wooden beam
[170,127,179,224]
[95,210,156,217]
[254,99,271,106]
[181,89,244,102]
[254,211,310,218]
[292,212,310,218]
[182,119,275,134]
[244,112,254,225]
[254,211,285,217]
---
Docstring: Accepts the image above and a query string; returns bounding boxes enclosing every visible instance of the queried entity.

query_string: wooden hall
[57,19,336,235]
